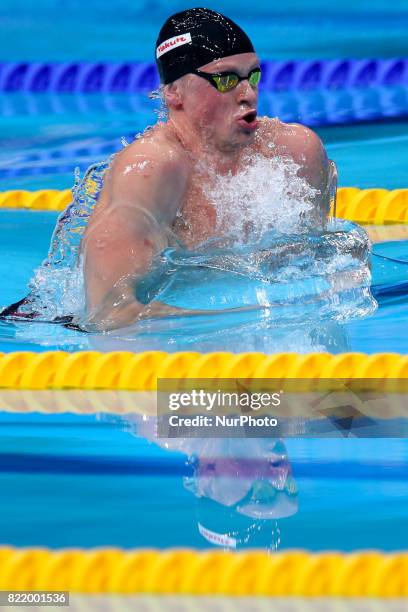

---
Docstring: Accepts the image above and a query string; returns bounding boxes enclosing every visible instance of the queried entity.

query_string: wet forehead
[200,52,259,74]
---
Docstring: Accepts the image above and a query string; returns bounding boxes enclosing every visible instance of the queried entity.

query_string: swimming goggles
[192,67,261,93]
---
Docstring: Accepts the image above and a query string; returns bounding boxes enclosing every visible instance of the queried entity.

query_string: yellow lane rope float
[0,351,407,390]
[0,351,407,415]
[1,188,408,225]
[0,189,72,211]
[335,188,408,224]
[0,547,407,596]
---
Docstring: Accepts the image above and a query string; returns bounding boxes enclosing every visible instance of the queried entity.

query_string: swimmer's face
[179,52,260,152]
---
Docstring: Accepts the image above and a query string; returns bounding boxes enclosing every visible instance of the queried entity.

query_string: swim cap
[155,8,255,85]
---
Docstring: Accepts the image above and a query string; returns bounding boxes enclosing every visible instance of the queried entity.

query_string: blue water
[1,0,408,554]
[1,96,408,190]
[3,1,408,62]
[1,412,408,550]
[1,208,407,353]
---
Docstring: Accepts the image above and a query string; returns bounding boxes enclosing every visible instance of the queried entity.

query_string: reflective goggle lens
[248,69,261,87]
[212,69,261,92]
[213,73,239,92]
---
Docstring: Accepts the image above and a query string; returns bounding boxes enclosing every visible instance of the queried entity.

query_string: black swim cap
[156,8,255,85]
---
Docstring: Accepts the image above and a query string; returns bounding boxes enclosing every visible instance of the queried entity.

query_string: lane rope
[0,351,407,391]
[1,188,408,224]
[0,547,407,596]
[1,86,407,127]
[0,59,406,93]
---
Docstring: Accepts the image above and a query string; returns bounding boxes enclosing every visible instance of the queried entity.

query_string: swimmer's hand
[81,300,216,332]
[137,301,268,321]
[78,300,176,332]
[136,301,192,320]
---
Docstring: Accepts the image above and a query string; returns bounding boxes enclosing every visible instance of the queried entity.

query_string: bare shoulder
[109,124,189,188]
[254,117,329,195]
[256,117,326,164]
[96,124,190,224]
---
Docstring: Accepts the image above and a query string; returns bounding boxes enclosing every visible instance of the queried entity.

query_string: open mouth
[241,111,257,123]
[237,110,258,131]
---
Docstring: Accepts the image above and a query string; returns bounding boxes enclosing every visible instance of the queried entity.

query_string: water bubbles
[23,259,85,321]
[203,152,319,242]
[149,85,168,122]
[15,159,111,323]
[73,166,81,195]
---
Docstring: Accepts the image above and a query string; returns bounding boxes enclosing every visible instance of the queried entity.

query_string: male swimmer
[2,8,331,331]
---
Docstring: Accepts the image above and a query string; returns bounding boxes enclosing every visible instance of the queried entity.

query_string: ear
[164,81,184,110]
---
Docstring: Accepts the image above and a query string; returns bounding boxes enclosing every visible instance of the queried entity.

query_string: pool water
[3,1,408,63]
[1,413,408,551]
[1,207,408,353]
[1,0,408,556]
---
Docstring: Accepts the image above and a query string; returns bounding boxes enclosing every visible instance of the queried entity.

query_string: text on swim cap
[198,523,237,549]
[156,33,192,58]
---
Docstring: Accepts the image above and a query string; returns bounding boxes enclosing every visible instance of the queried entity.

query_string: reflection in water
[91,306,351,354]
[124,414,298,551]
[186,441,298,550]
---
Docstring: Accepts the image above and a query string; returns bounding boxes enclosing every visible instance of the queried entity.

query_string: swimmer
[80,8,331,330]
[2,8,331,331]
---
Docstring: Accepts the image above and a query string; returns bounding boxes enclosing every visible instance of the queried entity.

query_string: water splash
[136,218,376,325]
[149,85,168,122]
[17,158,112,319]
[10,140,375,335]
[203,153,320,241]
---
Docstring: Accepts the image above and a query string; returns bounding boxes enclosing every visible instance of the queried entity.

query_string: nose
[235,79,258,107]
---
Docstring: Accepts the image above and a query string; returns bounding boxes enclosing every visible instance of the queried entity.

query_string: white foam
[203,153,319,242]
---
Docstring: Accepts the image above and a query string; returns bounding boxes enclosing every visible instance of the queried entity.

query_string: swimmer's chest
[171,126,290,247]
[172,179,218,247]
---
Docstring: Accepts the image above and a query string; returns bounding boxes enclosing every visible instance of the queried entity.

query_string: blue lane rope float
[0,62,159,93]
[261,58,408,91]
[0,59,407,93]
[1,86,407,127]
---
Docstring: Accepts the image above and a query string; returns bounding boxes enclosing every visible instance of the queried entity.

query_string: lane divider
[0,547,407,596]
[0,189,72,211]
[0,59,407,93]
[1,188,408,224]
[0,351,407,391]
[1,87,408,127]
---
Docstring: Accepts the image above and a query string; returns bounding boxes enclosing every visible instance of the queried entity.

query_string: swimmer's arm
[288,124,329,200]
[283,124,331,227]
[261,119,331,222]
[80,146,188,331]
